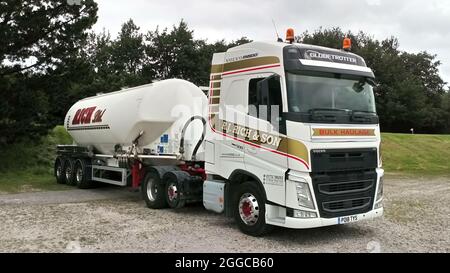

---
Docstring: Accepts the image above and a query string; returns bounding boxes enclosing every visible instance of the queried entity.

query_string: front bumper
[266,206,383,229]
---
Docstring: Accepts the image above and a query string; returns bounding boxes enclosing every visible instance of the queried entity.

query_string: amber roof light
[343,37,352,51]
[286,28,295,44]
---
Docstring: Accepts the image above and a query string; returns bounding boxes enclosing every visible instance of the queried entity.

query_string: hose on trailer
[179,116,207,161]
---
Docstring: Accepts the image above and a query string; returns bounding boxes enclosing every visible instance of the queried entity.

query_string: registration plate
[338,215,359,224]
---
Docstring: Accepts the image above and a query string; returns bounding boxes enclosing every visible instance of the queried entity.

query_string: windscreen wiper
[308,108,350,122]
[351,110,377,122]
[309,108,351,114]
[352,110,376,114]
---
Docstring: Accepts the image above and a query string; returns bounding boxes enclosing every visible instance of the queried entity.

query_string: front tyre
[141,172,168,209]
[234,182,273,236]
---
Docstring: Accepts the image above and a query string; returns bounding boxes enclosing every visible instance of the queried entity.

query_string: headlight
[296,182,315,209]
[376,176,383,201]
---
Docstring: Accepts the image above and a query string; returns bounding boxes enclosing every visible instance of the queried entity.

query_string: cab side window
[248,78,263,118]
[248,75,285,133]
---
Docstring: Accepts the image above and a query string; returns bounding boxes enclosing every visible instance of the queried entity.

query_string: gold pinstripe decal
[210,56,280,74]
[208,56,309,168]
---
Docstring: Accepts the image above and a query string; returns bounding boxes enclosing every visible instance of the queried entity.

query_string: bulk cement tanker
[55,30,384,236]
[64,79,207,159]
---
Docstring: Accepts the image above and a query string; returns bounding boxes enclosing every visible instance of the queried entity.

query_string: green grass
[381,133,450,176]
[0,171,72,194]
[0,126,73,193]
[0,128,448,193]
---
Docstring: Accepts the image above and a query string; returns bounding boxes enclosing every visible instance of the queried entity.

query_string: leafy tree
[111,19,148,87]
[0,0,98,76]
[0,0,98,145]
[145,20,198,82]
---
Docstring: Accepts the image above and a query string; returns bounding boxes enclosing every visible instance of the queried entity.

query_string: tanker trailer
[55,79,209,209]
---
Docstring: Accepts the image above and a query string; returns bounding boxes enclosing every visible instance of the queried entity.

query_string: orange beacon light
[286,28,295,44]
[343,37,352,51]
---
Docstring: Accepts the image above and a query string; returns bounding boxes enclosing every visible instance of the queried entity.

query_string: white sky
[93,0,450,85]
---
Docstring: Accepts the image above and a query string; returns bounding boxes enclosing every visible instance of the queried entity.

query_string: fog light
[295,182,315,209]
[376,176,384,201]
[294,209,317,219]
[375,201,383,209]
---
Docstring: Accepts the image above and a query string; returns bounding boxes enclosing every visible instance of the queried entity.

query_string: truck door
[216,77,247,175]
[244,74,288,206]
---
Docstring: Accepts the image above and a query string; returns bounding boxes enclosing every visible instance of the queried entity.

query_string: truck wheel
[141,172,168,209]
[63,158,76,186]
[54,157,65,184]
[234,182,273,236]
[165,174,186,209]
[74,159,93,189]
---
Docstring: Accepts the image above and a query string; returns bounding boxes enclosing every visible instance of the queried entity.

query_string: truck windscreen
[286,72,376,115]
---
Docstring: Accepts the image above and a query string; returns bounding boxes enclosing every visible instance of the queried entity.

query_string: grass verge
[0,126,73,194]
[381,133,450,176]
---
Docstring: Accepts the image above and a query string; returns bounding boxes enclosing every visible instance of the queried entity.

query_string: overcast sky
[93,0,450,85]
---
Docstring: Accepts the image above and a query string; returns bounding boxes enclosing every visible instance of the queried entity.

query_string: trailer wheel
[234,182,273,236]
[141,172,168,209]
[63,158,76,186]
[54,157,65,184]
[74,159,93,189]
[164,173,186,209]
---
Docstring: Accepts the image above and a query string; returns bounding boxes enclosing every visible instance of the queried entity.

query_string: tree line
[1,0,449,146]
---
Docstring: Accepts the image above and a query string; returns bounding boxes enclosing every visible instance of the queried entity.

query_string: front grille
[311,148,378,218]
[318,180,373,195]
[311,148,378,172]
[323,197,371,213]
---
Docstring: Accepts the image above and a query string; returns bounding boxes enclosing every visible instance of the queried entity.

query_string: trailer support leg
[132,161,144,189]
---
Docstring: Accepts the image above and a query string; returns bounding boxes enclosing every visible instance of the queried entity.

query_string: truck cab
[204,37,383,235]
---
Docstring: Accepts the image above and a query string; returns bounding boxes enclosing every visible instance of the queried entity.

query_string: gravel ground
[0,176,448,253]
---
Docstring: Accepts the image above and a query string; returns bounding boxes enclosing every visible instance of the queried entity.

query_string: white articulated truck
[55,29,384,236]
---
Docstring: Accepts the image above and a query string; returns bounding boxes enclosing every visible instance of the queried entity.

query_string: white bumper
[267,207,383,229]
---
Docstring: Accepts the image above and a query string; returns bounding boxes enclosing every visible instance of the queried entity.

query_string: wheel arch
[146,165,179,180]
[228,169,267,199]
[225,169,267,218]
